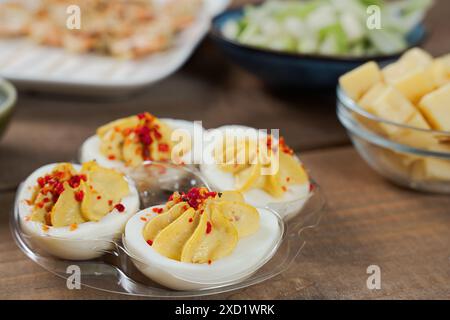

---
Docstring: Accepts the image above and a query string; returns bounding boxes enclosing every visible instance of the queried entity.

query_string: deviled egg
[200,126,311,219]
[18,161,139,260]
[80,112,203,172]
[124,187,282,290]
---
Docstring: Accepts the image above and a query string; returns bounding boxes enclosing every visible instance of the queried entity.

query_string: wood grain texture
[0,0,449,300]
[1,147,449,299]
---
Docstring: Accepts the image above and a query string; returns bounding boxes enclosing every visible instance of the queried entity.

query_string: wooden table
[0,1,449,300]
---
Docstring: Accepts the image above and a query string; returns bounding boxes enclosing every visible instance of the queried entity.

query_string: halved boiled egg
[80,112,204,172]
[124,188,282,290]
[200,125,311,219]
[18,162,140,260]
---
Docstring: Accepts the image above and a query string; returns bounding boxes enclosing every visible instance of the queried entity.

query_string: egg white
[80,118,204,172]
[17,163,140,260]
[124,205,282,291]
[199,125,310,220]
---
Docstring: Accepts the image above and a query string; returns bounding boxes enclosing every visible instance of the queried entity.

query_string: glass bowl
[11,161,325,297]
[337,86,450,193]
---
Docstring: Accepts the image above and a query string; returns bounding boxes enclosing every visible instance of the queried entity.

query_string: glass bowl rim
[336,85,450,137]
[337,100,450,160]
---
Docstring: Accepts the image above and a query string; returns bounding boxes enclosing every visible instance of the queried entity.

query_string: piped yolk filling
[142,188,260,264]
[97,112,174,167]
[214,136,309,198]
[26,162,129,228]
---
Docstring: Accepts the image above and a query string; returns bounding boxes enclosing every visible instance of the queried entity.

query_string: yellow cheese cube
[358,82,387,110]
[419,83,450,131]
[436,54,450,77]
[400,47,433,66]
[390,112,435,148]
[428,60,449,87]
[411,157,450,181]
[339,61,382,100]
[370,87,418,135]
[393,67,435,103]
[383,48,433,84]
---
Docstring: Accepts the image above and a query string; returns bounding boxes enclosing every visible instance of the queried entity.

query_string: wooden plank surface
[0,0,449,300]
[1,146,449,299]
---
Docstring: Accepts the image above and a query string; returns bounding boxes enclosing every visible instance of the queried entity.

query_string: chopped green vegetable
[223,0,433,57]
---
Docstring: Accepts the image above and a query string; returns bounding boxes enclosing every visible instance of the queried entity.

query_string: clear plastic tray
[11,162,325,297]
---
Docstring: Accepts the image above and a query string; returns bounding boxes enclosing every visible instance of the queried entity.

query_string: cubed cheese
[393,67,435,103]
[418,83,450,131]
[370,87,418,135]
[339,61,382,100]
[400,47,433,66]
[436,54,450,77]
[411,157,450,181]
[358,82,387,110]
[428,60,449,87]
[383,48,433,84]
[390,112,435,148]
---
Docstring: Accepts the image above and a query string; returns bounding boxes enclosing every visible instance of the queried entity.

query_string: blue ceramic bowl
[210,8,427,88]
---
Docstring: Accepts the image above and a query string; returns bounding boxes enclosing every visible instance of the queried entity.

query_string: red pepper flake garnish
[153,129,162,140]
[158,143,169,152]
[205,191,217,198]
[279,137,294,155]
[37,202,44,209]
[53,182,65,200]
[309,183,315,193]
[208,260,212,265]
[286,177,291,182]
[68,175,82,188]
[281,186,287,192]
[137,113,147,120]
[152,207,164,214]
[97,195,102,200]
[266,136,272,149]
[70,223,78,231]
[108,155,116,160]
[140,217,148,222]
[188,217,193,223]
[184,188,217,210]
[146,240,153,246]
[43,197,50,203]
[74,190,84,202]
[108,200,113,206]
[37,177,46,188]
[206,221,212,234]
[183,205,188,210]
[114,203,125,212]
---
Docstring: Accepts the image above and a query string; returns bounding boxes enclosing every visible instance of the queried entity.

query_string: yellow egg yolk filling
[142,188,260,264]
[27,162,129,228]
[214,136,309,198]
[97,112,175,167]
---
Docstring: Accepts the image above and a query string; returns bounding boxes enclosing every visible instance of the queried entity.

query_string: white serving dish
[0,0,230,95]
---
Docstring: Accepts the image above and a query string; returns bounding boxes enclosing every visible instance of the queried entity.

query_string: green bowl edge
[0,78,17,138]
